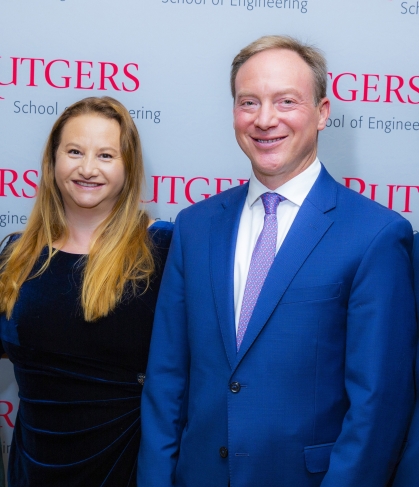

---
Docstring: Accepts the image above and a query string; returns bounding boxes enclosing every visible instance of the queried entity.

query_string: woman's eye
[100,153,113,160]
[68,149,81,155]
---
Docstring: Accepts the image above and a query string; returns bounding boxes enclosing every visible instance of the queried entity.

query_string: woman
[0,96,172,486]
[0,446,4,487]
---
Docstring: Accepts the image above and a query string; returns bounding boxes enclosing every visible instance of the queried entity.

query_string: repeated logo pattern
[236,192,285,351]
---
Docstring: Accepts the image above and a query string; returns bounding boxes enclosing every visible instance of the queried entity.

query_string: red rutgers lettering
[22,170,38,198]
[0,169,39,198]
[161,176,186,204]
[408,76,419,104]
[45,59,71,89]
[0,56,141,95]
[75,61,94,90]
[98,62,120,91]
[20,58,45,87]
[327,72,419,104]
[122,64,140,92]
[331,73,358,102]
[0,56,19,86]
[369,184,378,201]
[142,176,160,204]
[141,175,248,205]
[185,177,211,204]
[0,169,20,197]
[361,74,380,102]
[388,185,397,210]
[343,178,419,214]
[215,178,233,194]
[0,401,14,428]
[385,75,406,103]
[3,171,418,216]
[396,185,419,213]
[343,177,366,194]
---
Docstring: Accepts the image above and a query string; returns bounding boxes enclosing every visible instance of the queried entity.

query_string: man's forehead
[239,48,307,70]
[235,49,315,96]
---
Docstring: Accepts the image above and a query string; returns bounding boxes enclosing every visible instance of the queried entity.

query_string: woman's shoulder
[1,232,22,253]
[148,220,174,248]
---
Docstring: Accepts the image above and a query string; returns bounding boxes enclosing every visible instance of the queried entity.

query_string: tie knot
[261,192,284,215]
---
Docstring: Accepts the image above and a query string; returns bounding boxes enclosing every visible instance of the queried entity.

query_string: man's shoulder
[337,181,408,226]
[317,165,408,228]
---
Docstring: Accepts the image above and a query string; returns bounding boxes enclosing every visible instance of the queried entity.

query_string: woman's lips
[72,180,104,188]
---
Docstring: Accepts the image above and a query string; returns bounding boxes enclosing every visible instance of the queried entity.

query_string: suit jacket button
[219,446,228,458]
[137,373,146,385]
[230,382,241,393]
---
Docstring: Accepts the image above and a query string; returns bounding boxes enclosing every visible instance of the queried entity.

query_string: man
[138,36,416,486]
[392,232,419,487]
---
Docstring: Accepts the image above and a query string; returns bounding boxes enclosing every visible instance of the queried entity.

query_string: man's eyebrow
[235,88,304,99]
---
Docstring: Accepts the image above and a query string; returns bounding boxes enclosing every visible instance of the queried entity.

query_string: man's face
[233,48,330,190]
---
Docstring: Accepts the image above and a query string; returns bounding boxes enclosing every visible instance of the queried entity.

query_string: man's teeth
[256,137,284,143]
[76,181,101,187]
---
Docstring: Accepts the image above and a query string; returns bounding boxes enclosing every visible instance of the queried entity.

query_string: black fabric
[0,449,4,487]
[0,221,173,486]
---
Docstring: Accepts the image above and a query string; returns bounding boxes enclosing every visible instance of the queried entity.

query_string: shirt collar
[247,158,321,208]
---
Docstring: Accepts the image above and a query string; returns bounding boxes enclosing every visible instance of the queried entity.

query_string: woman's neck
[54,209,109,254]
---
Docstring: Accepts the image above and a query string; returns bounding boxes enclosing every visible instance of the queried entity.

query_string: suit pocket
[304,442,335,473]
[281,283,341,305]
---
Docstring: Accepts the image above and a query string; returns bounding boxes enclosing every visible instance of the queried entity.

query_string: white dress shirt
[234,158,321,332]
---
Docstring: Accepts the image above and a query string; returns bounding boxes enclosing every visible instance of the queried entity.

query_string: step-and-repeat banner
[1,0,418,479]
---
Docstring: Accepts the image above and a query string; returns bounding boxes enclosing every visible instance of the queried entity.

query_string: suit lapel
[210,184,248,369]
[234,166,338,369]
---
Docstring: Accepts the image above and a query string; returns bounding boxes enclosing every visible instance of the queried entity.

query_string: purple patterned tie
[236,192,285,351]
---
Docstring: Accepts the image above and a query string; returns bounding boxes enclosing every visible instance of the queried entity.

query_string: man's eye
[243,101,255,106]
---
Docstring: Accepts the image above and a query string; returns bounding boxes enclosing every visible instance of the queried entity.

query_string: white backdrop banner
[1,0,418,479]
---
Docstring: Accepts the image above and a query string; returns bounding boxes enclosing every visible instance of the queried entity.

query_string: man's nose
[255,103,279,131]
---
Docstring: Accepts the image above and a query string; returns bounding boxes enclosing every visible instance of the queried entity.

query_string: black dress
[0,221,173,487]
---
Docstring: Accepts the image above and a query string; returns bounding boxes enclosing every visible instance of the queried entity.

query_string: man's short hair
[231,35,328,106]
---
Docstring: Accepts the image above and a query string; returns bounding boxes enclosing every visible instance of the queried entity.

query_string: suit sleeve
[137,212,189,487]
[390,233,419,487]
[413,232,419,318]
[321,218,417,486]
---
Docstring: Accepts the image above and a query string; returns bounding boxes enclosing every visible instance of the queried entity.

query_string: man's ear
[317,97,331,131]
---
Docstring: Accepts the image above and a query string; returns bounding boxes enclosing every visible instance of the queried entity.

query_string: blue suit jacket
[391,232,419,487]
[138,165,416,487]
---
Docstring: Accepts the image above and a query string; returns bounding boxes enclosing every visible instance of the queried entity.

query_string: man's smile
[253,136,287,144]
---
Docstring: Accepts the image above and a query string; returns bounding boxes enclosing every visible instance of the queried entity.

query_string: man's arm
[137,212,189,487]
[387,232,419,486]
[321,218,417,486]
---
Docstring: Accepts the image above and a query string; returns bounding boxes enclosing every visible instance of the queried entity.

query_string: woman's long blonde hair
[0,96,154,322]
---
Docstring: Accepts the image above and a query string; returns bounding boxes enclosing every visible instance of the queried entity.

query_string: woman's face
[54,114,125,217]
